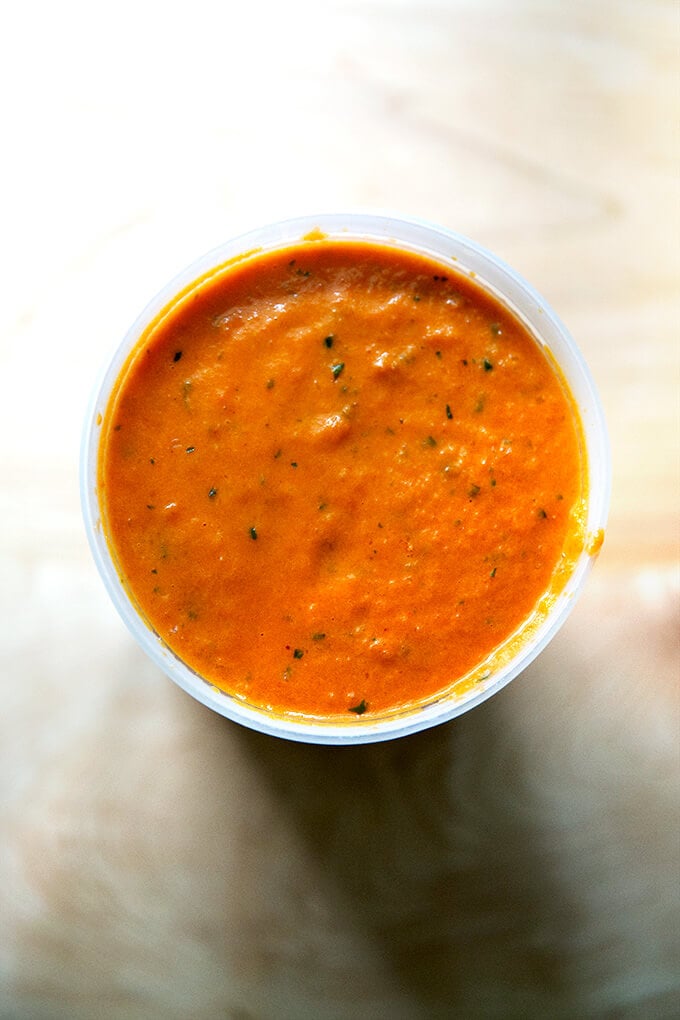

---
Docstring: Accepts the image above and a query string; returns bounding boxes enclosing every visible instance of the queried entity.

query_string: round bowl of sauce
[81,214,610,744]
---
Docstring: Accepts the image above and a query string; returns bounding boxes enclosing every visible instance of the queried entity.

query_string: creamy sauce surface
[100,241,585,719]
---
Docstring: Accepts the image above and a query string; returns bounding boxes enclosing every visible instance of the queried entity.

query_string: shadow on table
[230,665,581,1019]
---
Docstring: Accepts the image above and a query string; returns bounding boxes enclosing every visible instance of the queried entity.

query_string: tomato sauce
[98,240,585,719]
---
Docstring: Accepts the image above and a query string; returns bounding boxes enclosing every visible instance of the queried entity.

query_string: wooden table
[1,2,678,1016]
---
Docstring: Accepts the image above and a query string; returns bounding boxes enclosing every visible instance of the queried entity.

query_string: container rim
[80,211,611,744]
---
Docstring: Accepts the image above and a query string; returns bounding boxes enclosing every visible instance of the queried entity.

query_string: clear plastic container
[81,213,611,744]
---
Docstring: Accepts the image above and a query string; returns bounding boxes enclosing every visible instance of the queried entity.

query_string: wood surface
[1,1,678,1017]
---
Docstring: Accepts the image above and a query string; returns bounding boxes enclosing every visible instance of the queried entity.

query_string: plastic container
[81,213,611,744]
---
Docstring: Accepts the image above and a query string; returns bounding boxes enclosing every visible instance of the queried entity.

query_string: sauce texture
[99,241,585,719]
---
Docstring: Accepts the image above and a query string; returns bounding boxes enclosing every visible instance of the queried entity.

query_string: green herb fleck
[349,699,368,715]
[424,435,437,447]
[250,526,258,540]
[483,358,494,372]
[173,351,183,363]
[474,396,486,413]
[312,632,326,641]
[413,295,421,302]
[490,567,497,578]
[186,446,195,453]
[266,378,275,389]
[446,403,453,420]
[490,323,501,336]
[293,648,304,659]
[324,335,335,348]
[435,350,442,359]
[208,487,218,499]
[537,508,548,519]
[290,461,298,468]
[146,504,155,510]
[331,362,345,380]
[150,458,155,464]
[274,449,282,459]
[469,484,481,499]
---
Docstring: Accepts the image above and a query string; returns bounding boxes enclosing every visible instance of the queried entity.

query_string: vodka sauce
[99,241,586,719]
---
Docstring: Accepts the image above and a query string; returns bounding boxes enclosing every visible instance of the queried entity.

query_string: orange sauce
[99,240,586,719]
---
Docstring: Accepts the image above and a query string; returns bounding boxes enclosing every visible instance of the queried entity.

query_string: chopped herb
[186,446,195,453]
[208,487,218,499]
[296,268,311,278]
[312,632,326,641]
[469,484,481,498]
[483,358,494,372]
[461,359,468,366]
[331,362,345,380]
[293,648,304,659]
[290,461,298,468]
[151,568,157,574]
[266,378,275,389]
[413,295,421,302]
[113,424,122,431]
[146,504,155,510]
[474,396,486,413]
[424,435,437,447]
[446,404,453,420]
[435,350,442,359]
[491,478,497,487]
[274,449,282,459]
[324,335,335,348]
[556,493,564,501]
[318,502,328,511]
[150,458,155,464]
[249,526,258,540]
[537,508,548,519]
[490,323,502,336]
[490,567,497,578]
[349,699,368,715]
[173,351,183,362]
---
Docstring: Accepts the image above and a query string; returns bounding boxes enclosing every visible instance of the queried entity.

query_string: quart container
[81,213,611,744]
